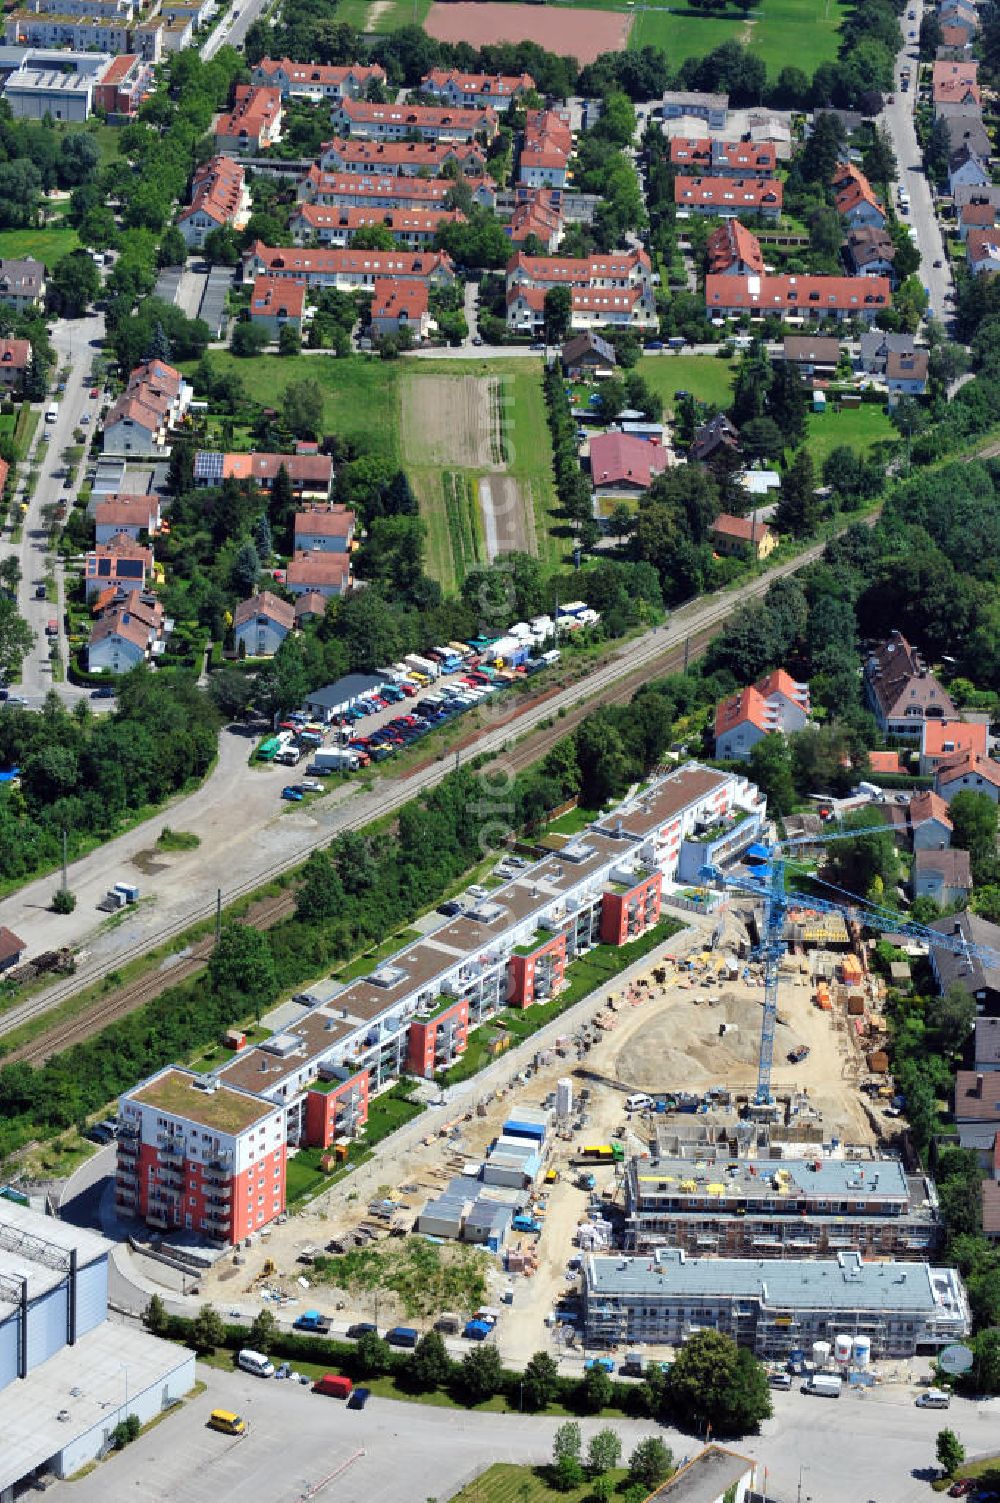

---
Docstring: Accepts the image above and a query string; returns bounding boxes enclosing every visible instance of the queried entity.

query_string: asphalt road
[882,1,954,326]
[201,0,270,60]
[0,313,105,705]
[61,1356,1000,1503]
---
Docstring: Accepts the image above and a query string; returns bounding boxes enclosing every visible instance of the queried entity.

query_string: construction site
[189,896,919,1369]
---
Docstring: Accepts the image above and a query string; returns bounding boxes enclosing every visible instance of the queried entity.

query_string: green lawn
[746,0,852,74]
[629,5,742,61]
[805,402,896,467]
[450,1464,630,1503]
[0,225,79,269]
[636,353,736,416]
[337,0,431,26]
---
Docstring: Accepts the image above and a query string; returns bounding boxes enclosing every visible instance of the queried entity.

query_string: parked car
[347,1385,371,1409]
[947,1482,974,1498]
[346,1322,379,1340]
[281,786,304,801]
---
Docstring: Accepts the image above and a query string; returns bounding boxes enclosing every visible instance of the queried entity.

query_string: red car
[949,1483,975,1498]
[89,386,99,398]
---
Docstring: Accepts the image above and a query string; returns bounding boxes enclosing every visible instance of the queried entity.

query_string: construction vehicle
[702,827,1000,1106]
[787,1045,810,1064]
[576,1171,596,1190]
[575,1143,625,1163]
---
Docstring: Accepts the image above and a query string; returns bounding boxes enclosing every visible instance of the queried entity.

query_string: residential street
[201,0,270,61]
[882,0,954,325]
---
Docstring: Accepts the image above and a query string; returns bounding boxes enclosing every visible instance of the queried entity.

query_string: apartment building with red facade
[304,1067,369,1149]
[599,870,663,947]
[115,1066,286,1244]
[405,998,470,1075]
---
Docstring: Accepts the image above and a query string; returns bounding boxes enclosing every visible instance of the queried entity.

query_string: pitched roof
[706,219,764,275]
[321,136,484,170]
[675,176,782,210]
[710,512,773,544]
[254,58,386,89]
[982,1178,1000,1237]
[868,750,901,775]
[589,432,670,489]
[975,1017,1000,1069]
[922,718,988,761]
[334,99,497,135]
[247,242,453,281]
[0,926,25,964]
[715,684,769,737]
[755,669,807,705]
[300,165,491,206]
[0,337,31,370]
[293,590,328,619]
[371,278,428,319]
[89,602,154,652]
[233,589,295,631]
[936,751,1000,789]
[865,631,955,722]
[292,203,463,235]
[249,274,306,319]
[960,200,999,227]
[93,496,158,529]
[914,847,971,886]
[966,227,1000,267]
[215,84,281,144]
[832,161,884,219]
[706,273,890,313]
[954,1069,1000,1120]
[783,335,841,363]
[178,154,245,229]
[422,69,535,96]
[285,552,351,587]
[929,912,1000,1002]
[887,350,929,382]
[507,249,650,285]
[294,507,354,537]
[908,789,953,829]
[561,331,616,367]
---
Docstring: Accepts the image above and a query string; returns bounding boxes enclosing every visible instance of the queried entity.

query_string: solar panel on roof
[194,450,224,481]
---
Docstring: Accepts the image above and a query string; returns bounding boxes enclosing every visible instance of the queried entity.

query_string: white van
[625,1092,653,1112]
[916,1390,951,1408]
[237,1348,275,1378]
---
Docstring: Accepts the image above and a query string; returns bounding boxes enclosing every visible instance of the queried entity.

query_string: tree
[581,1364,613,1412]
[592,1476,615,1503]
[190,1303,225,1354]
[460,1343,504,1403]
[157,225,187,268]
[409,1330,451,1391]
[543,285,571,344]
[775,448,816,537]
[209,667,253,720]
[949,790,998,880]
[144,1293,168,1335]
[925,985,977,1057]
[552,1454,585,1492]
[0,556,20,595]
[522,1349,560,1410]
[352,223,395,250]
[248,1308,278,1353]
[862,122,897,193]
[208,923,276,1018]
[50,250,101,317]
[355,1329,392,1377]
[664,1329,771,1435]
[0,598,34,679]
[231,322,269,358]
[587,1429,622,1477]
[747,735,796,816]
[282,377,324,438]
[232,540,260,598]
[51,888,76,914]
[935,1428,965,1478]
[553,1422,582,1465]
[628,1437,673,1490]
[203,224,241,266]
[278,322,301,357]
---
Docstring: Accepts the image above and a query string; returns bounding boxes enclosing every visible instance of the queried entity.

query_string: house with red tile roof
[248,275,306,339]
[518,108,572,188]
[507,190,563,252]
[0,337,31,390]
[706,219,764,276]
[330,98,498,144]
[919,718,989,777]
[675,176,782,220]
[178,155,250,248]
[243,242,455,292]
[505,249,656,332]
[506,283,657,334]
[84,535,153,600]
[868,750,901,776]
[0,925,25,972]
[421,69,535,112]
[215,84,282,154]
[294,590,327,624]
[93,54,153,119]
[669,137,776,179]
[959,199,999,241]
[251,59,386,101]
[284,551,351,598]
[966,227,1000,276]
[705,274,890,323]
[714,669,810,760]
[87,588,163,672]
[289,202,465,248]
[294,507,355,554]
[193,449,332,498]
[908,789,954,851]
[319,137,487,177]
[832,162,886,230]
[936,752,1000,805]
[932,60,981,114]
[296,165,496,212]
[589,432,670,495]
[103,358,191,456]
[370,279,430,340]
[233,589,295,657]
[708,512,777,561]
[94,494,161,544]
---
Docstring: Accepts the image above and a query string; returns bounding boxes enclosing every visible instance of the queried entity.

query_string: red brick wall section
[304,1069,371,1149]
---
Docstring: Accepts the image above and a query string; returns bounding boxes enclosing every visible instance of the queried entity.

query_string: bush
[51,888,76,914]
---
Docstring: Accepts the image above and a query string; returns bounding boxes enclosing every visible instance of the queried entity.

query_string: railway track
[0,536,833,1065]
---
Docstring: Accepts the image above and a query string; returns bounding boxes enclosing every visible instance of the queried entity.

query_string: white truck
[311,748,359,773]
[805,1373,842,1398]
[405,654,439,681]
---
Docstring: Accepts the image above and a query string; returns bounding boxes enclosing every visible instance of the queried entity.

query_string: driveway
[881,0,954,325]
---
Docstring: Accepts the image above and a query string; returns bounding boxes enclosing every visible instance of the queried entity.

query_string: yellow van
[208,1409,246,1435]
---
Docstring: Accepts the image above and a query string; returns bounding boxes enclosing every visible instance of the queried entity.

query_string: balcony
[207,1181,232,1202]
[118,1120,140,1138]
[158,1167,184,1189]
[115,1184,136,1205]
[158,1143,184,1166]
[117,1137,139,1158]
[205,1209,232,1232]
[146,1208,174,1230]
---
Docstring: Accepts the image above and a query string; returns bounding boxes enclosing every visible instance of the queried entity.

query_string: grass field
[805,402,896,466]
[0,224,79,269]
[628,4,741,58]
[337,0,432,27]
[636,353,737,416]
[450,1464,630,1503]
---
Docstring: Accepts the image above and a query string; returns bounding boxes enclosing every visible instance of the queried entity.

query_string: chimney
[977,1073,985,1099]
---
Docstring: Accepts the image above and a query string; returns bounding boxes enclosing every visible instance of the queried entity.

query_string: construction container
[867,1050,889,1074]
[846,995,865,1016]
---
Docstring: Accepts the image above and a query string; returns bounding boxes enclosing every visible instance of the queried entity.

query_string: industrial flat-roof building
[0,1199,194,1494]
[582,1247,969,1358]
[625,1152,941,1259]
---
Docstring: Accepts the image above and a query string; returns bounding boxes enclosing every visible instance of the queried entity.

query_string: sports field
[631,0,849,69]
[425,1,630,62]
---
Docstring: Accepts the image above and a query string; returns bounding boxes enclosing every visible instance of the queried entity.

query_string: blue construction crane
[702,824,1000,1106]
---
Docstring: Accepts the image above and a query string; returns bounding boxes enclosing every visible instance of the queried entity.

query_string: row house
[102,357,192,456]
[329,98,498,144]
[506,283,656,334]
[507,248,652,294]
[248,274,306,339]
[507,190,564,252]
[116,763,764,1240]
[290,202,464,248]
[193,448,333,499]
[714,669,811,761]
[232,589,295,658]
[92,52,152,118]
[87,588,165,674]
[669,136,776,179]
[518,108,572,189]
[177,155,250,248]
[706,219,764,277]
[371,278,430,341]
[214,84,282,155]
[865,630,956,739]
[832,162,886,230]
[296,163,496,210]
[705,272,891,324]
[420,68,535,112]
[319,136,486,177]
[251,58,386,100]
[243,240,455,293]
[675,176,782,221]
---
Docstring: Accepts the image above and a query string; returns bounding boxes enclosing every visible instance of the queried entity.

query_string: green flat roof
[133,1068,274,1134]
